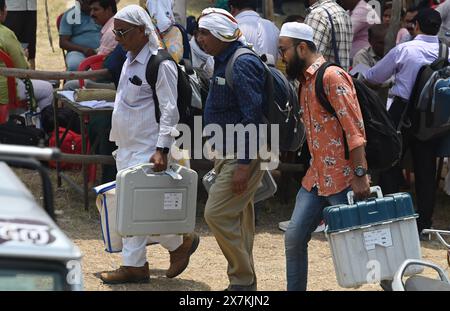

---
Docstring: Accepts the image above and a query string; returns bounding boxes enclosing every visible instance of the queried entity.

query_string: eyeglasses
[112,27,136,38]
[278,45,297,57]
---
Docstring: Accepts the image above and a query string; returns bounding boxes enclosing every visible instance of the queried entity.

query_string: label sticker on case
[164,193,183,210]
[363,228,393,250]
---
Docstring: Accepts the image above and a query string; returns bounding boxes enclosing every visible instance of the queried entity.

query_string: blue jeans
[66,51,86,71]
[285,186,350,291]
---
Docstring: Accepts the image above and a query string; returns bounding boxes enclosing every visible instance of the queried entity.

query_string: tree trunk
[263,0,274,20]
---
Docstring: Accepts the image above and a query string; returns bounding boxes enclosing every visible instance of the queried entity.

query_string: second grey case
[202,169,277,203]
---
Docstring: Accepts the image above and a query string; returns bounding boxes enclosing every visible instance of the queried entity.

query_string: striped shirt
[305,0,353,71]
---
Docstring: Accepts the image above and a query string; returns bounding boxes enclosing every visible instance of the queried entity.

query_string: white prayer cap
[114,5,160,50]
[279,22,314,42]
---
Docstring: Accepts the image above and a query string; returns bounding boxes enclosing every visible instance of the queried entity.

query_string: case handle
[347,186,383,205]
[140,163,182,180]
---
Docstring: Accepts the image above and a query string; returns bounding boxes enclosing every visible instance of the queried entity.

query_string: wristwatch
[354,166,368,177]
[156,147,170,154]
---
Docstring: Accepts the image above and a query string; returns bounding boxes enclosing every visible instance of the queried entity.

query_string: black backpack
[146,49,196,125]
[0,115,46,146]
[40,105,81,135]
[225,47,306,152]
[315,62,402,171]
[409,42,450,141]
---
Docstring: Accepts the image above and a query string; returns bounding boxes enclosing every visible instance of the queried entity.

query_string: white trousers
[16,78,53,110]
[122,235,183,267]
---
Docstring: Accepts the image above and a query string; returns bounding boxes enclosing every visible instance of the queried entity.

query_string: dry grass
[8,0,447,292]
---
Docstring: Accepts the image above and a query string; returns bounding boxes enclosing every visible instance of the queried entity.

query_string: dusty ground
[9,0,447,292]
[13,167,450,291]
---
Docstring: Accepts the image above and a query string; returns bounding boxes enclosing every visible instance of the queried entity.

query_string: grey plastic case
[116,163,198,236]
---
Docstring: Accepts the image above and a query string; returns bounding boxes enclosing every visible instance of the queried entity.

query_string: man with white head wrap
[190,32,215,78]
[197,7,265,291]
[99,4,199,284]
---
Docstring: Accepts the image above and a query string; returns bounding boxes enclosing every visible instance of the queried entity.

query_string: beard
[286,56,306,81]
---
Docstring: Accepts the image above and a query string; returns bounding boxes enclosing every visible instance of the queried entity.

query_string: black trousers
[378,98,438,232]
[87,115,117,184]
[4,11,37,60]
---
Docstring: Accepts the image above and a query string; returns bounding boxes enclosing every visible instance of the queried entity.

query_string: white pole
[173,0,187,27]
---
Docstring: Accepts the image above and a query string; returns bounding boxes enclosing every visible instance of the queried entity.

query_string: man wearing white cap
[99,5,199,284]
[197,7,266,291]
[279,22,369,290]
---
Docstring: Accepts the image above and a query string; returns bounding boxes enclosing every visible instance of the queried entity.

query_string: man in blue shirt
[59,0,101,70]
[197,8,265,291]
[364,8,450,234]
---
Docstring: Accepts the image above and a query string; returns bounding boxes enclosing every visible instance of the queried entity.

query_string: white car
[0,145,82,291]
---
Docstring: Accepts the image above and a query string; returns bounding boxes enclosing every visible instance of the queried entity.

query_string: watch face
[355,167,366,177]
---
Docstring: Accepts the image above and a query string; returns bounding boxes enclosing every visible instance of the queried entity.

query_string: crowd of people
[0,0,450,291]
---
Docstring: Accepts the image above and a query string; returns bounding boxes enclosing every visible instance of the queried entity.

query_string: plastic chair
[77,54,106,88]
[0,49,28,123]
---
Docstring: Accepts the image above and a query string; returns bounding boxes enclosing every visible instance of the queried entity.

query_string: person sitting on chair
[0,0,53,116]
[59,0,101,71]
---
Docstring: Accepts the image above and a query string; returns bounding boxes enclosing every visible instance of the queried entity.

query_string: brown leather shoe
[99,262,150,284]
[166,233,200,278]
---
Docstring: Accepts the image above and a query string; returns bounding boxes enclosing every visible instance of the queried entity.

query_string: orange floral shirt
[300,56,366,196]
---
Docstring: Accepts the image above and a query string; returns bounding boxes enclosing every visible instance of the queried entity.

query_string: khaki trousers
[204,159,264,286]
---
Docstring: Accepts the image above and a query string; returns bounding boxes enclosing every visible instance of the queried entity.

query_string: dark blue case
[324,192,417,233]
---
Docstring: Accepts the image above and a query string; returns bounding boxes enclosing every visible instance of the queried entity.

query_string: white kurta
[110,44,179,171]
[110,43,182,267]
[235,10,280,62]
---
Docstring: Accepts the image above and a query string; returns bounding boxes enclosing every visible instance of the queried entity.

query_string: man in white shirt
[99,5,199,284]
[229,0,280,62]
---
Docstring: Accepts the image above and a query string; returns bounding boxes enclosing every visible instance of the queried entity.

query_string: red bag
[49,127,88,170]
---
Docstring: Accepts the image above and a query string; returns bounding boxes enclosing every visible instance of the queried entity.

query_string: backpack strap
[323,9,341,67]
[431,41,449,69]
[315,61,350,160]
[315,61,340,116]
[225,47,257,90]
[439,41,449,66]
[225,47,274,120]
[146,49,176,123]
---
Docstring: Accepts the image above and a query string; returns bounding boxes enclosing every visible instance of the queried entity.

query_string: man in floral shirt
[278,22,370,291]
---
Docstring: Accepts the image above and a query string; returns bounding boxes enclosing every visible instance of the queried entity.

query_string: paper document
[77,101,114,108]
[363,228,393,251]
